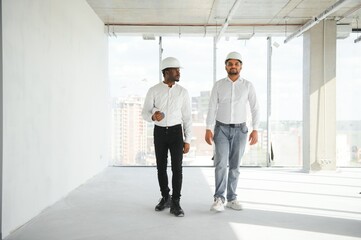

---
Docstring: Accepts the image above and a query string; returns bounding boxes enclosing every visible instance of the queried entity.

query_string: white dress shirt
[206,77,260,130]
[142,82,192,143]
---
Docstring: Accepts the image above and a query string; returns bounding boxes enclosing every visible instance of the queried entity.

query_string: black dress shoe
[155,196,170,211]
[170,198,184,217]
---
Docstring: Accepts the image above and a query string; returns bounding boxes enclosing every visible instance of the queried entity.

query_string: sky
[108,33,361,121]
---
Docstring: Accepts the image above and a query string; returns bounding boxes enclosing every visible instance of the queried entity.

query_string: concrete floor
[4,167,361,240]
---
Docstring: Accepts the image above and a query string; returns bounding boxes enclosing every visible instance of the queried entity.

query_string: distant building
[192,91,210,123]
[111,97,147,165]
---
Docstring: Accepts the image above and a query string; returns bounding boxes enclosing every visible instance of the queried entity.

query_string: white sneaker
[210,197,224,212]
[226,200,242,210]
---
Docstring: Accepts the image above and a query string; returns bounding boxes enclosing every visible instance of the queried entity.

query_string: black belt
[216,121,245,128]
[155,124,181,130]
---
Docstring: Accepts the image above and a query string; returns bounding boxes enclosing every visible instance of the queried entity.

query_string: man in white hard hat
[205,51,260,212]
[142,57,192,217]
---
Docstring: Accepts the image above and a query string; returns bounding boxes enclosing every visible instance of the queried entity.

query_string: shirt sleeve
[206,82,218,130]
[142,87,155,122]
[248,83,260,130]
[182,89,192,143]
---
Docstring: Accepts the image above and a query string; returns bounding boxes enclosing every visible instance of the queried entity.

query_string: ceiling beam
[336,3,361,23]
[215,0,242,43]
[284,0,350,44]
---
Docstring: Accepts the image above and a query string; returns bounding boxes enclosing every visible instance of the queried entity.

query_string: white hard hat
[225,52,242,63]
[161,57,182,70]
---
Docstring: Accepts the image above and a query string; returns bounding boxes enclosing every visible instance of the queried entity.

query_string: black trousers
[154,124,183,200]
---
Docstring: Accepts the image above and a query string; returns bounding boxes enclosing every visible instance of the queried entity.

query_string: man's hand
[152,111,164,122]
[205,129,213,145]
[249,130,258,145]
[183,143,190,154]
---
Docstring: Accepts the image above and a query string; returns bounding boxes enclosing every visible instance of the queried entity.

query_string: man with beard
[205,52,260,212]
[142,57,192,217]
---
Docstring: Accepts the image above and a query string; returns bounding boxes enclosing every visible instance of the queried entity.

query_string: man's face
[225,59,242,76]
[166,68,180,82]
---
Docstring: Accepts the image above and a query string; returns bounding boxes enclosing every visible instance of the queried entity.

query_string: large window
[336,33,361,167]
[109,34,361,168]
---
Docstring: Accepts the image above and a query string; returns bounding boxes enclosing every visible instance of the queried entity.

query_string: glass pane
[336,33,361,167]
[109,37,159,166]
[162,37,214,166]
[270,37,303,167]
[110,36,216,166]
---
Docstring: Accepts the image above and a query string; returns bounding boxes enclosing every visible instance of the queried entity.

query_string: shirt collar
[161,81,177,88]
[226,76,242,83]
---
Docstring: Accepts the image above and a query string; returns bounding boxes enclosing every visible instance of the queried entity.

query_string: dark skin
[152,67,190,154]
[204,59,258,146]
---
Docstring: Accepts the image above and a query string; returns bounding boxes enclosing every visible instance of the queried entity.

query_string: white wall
[2,0,110,237]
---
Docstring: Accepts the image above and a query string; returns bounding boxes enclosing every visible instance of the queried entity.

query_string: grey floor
[5,167,361,240]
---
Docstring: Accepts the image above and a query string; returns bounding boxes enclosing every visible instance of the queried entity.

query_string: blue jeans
[213,121,248,202]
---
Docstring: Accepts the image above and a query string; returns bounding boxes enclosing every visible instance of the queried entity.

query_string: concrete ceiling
[87,0,361,39]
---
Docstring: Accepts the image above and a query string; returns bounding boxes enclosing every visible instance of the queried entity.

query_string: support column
[303,20,337,172]
[0,0,3,237]
[267,37,272,167]
[213,36,217,83]
[159,36,163,82]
